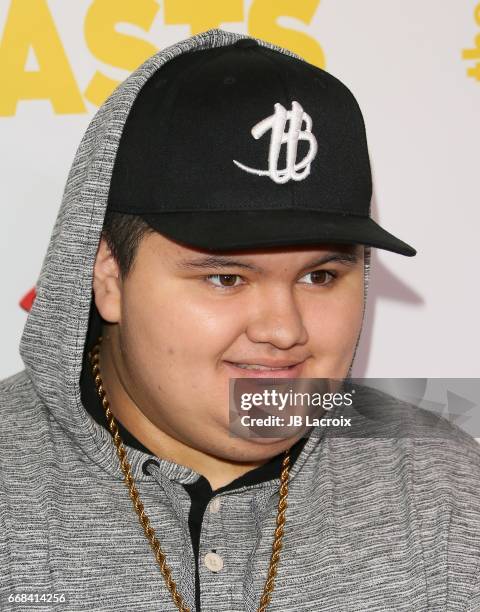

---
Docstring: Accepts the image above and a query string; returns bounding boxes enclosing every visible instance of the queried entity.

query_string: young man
[1,28,479,612]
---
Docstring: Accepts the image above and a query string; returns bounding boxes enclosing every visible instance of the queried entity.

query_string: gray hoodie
[1,28,480,612]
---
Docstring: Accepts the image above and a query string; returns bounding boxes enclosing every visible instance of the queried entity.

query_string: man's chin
[209,429,306,462]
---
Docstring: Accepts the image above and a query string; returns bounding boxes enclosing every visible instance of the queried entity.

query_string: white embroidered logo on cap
[233,101,318,184]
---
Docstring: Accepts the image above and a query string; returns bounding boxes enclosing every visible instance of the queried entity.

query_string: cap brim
[140,210,416,256]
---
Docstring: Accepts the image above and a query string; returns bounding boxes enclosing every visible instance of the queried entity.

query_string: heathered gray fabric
[1,27,480,612]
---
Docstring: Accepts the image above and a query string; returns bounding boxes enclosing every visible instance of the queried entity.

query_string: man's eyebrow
[176,251,359,273]
[176,256,261,272]
[301,252,359,270]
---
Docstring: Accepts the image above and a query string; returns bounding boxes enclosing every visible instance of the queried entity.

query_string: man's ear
[93,236,122,323]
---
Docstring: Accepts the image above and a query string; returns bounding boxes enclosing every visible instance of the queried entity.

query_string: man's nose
[245,286,309,350]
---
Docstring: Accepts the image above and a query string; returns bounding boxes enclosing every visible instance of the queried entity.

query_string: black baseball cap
[108,37,416,257]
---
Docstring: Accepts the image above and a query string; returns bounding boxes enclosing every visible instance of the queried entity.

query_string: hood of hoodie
[19,27,371,481]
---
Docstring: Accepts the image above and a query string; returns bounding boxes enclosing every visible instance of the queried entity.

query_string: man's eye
[299,270,336,285]
[206,274,243,288]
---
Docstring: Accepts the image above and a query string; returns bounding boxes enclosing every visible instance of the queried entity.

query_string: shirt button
[204,552,224,573]
[209,497,221,513]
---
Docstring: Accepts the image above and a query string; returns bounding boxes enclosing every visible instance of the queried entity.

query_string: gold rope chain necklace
[89,337,291,612]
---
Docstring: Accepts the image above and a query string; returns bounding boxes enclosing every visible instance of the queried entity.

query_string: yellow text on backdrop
[0,0,324,115]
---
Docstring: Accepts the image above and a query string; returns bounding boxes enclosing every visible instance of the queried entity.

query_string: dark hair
[101,210,154,277]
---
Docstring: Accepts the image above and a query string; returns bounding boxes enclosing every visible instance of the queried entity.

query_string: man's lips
[223,359,306,378]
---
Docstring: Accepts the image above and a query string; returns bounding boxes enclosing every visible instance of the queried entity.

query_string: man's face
[95,232,365,461]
